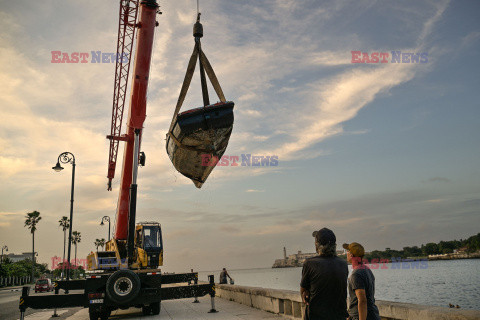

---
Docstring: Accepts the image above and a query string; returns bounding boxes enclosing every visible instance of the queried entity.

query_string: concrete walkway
[23,296,287,320]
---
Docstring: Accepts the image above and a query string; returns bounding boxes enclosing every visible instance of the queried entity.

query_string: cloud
[213,0,449,162]
[267,65,416,160]
[309,51,353,66]
[238,108,262,118]
[0,211,24,218]
[425,198,445,203]
[165,228,198,240]
[219,225,241,234]
[460,31,480,48]
[423,177,451,183]
[2,0,473,271]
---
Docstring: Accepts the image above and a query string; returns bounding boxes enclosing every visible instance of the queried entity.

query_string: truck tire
[105,270,141,304]
[150,301,161,315]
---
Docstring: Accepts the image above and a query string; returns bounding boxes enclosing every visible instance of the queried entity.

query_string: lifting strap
[168,14,226,136]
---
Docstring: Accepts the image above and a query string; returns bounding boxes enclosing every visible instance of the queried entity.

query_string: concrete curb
[0,285,30,292]
[215,284,480,320]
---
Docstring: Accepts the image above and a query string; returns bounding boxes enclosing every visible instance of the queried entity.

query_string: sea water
[199,259,480,310]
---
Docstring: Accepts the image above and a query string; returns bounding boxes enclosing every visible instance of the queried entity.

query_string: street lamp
[52,152,75,292]
[100,216,111,242]
[1,245,7,264]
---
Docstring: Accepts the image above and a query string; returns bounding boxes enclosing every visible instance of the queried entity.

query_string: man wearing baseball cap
[300,228,348,320]
[343,242,380,320]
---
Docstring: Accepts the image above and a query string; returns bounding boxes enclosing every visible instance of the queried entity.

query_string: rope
[167,14,228,151]
[168,42,200,133]
[199,50,226,102]
[168,44,226,132]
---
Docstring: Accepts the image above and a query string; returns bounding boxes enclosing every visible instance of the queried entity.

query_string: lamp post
[1,245,7,264]
[52,152,75,293]
[100,216,111,242]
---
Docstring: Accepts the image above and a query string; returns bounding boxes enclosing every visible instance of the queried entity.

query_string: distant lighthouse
[283,247,287,260]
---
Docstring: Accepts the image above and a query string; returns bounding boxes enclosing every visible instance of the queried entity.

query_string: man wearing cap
[343,242,380,320]
[300,228,348,320]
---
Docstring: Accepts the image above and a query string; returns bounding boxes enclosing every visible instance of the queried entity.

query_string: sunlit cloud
[2,0,476,272]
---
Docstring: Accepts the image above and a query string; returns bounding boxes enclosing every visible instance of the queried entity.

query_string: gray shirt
[347,266,380,320]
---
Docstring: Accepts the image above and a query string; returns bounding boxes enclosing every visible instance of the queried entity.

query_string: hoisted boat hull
[166,101,234,188]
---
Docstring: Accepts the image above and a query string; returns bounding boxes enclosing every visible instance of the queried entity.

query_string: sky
[0,0,479,273]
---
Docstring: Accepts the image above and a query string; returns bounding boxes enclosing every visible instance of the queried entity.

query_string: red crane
[18,3,222,318]
[106,0,160,240]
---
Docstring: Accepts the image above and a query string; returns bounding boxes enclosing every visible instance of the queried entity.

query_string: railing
[0,276,32,287]
[215,284,480,320]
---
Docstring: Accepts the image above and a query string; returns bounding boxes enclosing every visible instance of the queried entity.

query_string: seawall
[216,284,480,320]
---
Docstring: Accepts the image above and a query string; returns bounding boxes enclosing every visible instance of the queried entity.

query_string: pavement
[0,286,83,320]
[0,286,27,292]
[9,295,287,320]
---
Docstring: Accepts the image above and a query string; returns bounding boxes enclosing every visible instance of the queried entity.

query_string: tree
[422,242,439,255]
[0,259,51,286]
[0,263,7,278]
[58,216,70,279]
[53,262,67,279]
[466,233,480,252]
[71,231,81,267]
[71,265,85,280]
[94,238,106,252]
[24,210,41,282]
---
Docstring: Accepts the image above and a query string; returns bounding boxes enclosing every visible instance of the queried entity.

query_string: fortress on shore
[272,247,346,268]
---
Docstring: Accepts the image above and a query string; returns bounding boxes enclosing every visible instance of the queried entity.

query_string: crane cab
[134,222,163,269]
[87,222,163,271]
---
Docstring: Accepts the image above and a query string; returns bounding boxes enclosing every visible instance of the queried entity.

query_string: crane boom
[17,3,221,318]
[107,0,140,191]
[109,0,159,240]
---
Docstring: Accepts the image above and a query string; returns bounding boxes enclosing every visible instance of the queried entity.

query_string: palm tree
[100,238,106,251]
[24,211,41,283]
[94,238,106,252]
[71,231,81,268]
[58,216,70,279]
[94,239,101,252]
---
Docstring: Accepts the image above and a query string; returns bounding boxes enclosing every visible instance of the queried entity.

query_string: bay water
[199,259,480,310]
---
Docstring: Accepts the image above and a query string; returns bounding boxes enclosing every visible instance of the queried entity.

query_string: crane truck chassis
[19,272,216,319]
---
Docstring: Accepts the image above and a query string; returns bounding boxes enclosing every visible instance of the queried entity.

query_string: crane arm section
[114,0,159,240]
[107,0,140,191]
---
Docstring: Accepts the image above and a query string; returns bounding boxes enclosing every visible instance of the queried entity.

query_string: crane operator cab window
[143,225,162,250]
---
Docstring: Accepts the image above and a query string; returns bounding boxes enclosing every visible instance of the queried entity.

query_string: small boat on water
[166,101,234,188]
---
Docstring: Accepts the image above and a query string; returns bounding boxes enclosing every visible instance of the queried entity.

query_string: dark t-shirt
[300,255,349,320]
[347,266,380,320]
[219,270,228,284]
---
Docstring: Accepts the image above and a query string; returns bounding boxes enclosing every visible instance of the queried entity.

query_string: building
[272,247,346,268]
[2,252,37,263]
